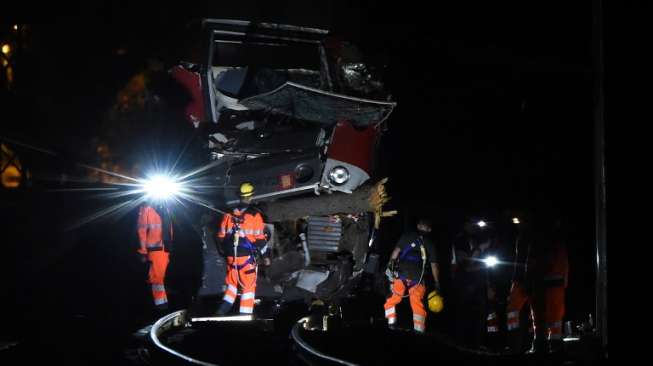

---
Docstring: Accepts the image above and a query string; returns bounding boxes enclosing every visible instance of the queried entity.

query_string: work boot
[526,338,547,355]
[505,330,524,354]
[215,301,232,316]
[549,339,564,354]
[387,319,398,331]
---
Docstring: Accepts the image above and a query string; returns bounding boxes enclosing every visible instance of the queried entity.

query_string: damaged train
[171,19,397,312]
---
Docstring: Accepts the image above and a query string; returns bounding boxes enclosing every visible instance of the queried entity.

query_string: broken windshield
[212,42,321,69]
[212,42,324,99]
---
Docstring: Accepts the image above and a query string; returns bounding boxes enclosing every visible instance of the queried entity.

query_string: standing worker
[506,219,569,354]
[451,218,492,349]
[137,200,174,311]
[216,183,269,315]
[384,218,441,334]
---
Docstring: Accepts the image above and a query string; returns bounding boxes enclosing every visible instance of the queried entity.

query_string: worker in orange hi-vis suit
[137,201,174,310]
[506,220,568,354]
[383,218,440,334]
[216,183,269,316]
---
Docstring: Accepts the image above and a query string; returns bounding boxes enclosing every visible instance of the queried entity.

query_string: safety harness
[227,207,263,287]
[230,210,260,261]
[391,236,427,297]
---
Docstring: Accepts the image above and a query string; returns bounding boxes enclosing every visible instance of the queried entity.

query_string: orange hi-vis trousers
[222,256,257,314]
[487,311,499,333]
[506,282,565,341]
[147,251,169,306]
[384,279,427,333]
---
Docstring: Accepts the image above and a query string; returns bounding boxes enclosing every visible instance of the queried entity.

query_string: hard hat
[427,290,444,313]
[240,182,255,198]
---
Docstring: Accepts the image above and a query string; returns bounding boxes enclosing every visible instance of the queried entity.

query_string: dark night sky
[4,1,594,204]
[2,1,598,319]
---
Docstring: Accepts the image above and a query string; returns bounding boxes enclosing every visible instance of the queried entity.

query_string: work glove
[137,248,148,263]
[255,239,267,251]
[387,259,397,272]
[254,239,268,263]
[385,259,398,281]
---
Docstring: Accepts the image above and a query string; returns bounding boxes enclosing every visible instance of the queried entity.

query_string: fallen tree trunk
[260,178,397,227]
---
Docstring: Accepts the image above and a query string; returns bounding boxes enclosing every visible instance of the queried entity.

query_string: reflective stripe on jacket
[137,205,173,254]
[218,208,265,243]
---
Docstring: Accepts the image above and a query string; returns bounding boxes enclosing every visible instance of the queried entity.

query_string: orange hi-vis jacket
[507,240,568,340]
[217,207,266,257]
[137,204,173,254]
[137,204,173,307]
[527,241,568,289]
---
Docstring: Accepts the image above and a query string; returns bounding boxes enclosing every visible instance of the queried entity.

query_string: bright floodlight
[143,175,181,200]
[512,217,520,224]
[483,256,499,268]
[477,220,487,228]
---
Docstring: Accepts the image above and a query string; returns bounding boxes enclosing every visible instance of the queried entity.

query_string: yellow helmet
[427,290,444,313]
[240,182,255,198]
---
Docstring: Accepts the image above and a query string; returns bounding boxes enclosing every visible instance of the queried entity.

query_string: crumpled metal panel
[340,62,386,97]
[295,269,330,293]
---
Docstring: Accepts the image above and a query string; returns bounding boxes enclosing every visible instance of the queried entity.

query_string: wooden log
[260,178,395,223]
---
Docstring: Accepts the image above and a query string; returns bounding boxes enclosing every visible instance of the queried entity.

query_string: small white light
[477,220,487,228]
[512,217,520,224]
[142,175,181,200]
[483,256,498,267]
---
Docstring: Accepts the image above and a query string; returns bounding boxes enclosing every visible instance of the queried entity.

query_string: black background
[1,1,600,363]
